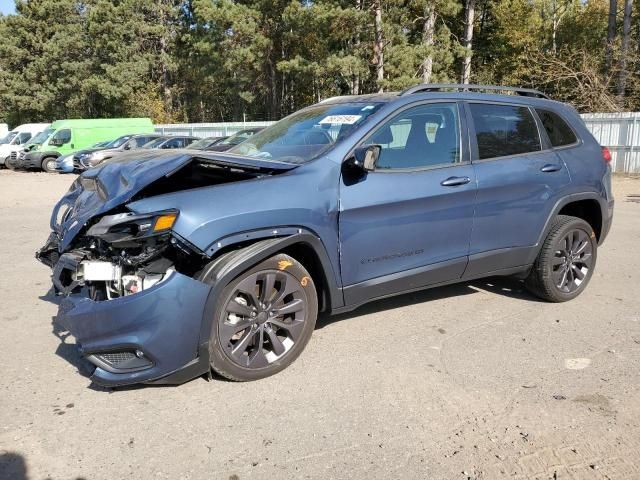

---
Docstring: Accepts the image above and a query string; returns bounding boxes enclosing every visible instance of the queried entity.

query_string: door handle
[540,164,562,173]
[441,176,471,187]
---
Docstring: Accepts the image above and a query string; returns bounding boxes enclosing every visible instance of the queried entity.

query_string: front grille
[10,151,17,160]
[100,351,136,365]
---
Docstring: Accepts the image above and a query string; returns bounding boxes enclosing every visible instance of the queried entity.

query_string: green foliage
[0,0,638,125]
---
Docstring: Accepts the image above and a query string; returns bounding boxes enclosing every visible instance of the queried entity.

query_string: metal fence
[157,115,640,174]
[581,112,640,174]
[154,121,275,139]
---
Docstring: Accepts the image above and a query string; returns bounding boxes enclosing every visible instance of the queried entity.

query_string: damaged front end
[38,208,213,386]
[37,152,297,386]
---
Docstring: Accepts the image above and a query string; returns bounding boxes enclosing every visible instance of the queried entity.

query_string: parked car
[205,128,263,151]
[16,118,154,172]
[187,136,228,150]
[141,136,199,150]
[0,123,50,168]
[38,84,614,387]
[72,134,165,171]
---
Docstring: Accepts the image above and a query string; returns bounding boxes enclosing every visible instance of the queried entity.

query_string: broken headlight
[86,210,178,244]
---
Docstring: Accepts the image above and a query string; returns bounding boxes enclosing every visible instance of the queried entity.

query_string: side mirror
[348,145,381,172]
[123,143,131,150]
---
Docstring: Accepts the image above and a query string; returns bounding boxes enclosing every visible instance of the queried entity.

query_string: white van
[0,123,50,166]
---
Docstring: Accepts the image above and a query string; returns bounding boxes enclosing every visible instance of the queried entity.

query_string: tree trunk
[352,0,362,95]
[606,0,617,74]
[461,0,475,84]
[618,0,633,96]
[422,3,436,83]
[373,0,384,92]
[552,1,558,54]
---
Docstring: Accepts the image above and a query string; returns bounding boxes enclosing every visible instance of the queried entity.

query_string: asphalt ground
[1,170,639,480]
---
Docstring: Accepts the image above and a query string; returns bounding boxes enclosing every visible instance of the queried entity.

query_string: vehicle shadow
[38,285,61,306]
[317,275,544,328]
[43,275,543,390]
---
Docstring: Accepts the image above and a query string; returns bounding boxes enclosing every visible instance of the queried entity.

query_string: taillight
[602,146,612,163]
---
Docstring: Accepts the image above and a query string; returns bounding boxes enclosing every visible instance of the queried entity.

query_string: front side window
[17,132,32,144]
[51,129,71,145]
[365,102,461,170]
[470,103,541,160]
[229,102,384,164]
[535,109,577,147]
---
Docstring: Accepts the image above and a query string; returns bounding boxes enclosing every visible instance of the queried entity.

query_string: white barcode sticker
[319,115,362,125]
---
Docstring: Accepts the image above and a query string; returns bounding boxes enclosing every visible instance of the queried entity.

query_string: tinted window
[364,103,460,169]
[134,136,155,147]
[17,132,31,144]
[535,109,577,147]
[470,104,541,159]
[52,129,71,144]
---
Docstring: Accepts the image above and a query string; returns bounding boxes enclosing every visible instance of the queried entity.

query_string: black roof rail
[399,83,550,99]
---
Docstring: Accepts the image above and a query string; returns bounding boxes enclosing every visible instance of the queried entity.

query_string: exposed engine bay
[39,210,204,300]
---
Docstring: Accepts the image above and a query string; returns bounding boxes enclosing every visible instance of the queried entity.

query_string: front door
[339,102,477,305]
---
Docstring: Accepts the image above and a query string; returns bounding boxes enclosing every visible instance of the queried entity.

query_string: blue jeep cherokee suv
[37,84,614,386]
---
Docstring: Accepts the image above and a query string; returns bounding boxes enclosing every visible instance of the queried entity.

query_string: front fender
[196,232,344,362]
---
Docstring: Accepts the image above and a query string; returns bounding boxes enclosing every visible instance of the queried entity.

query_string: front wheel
[525,215,597,302]
[41,157,58,173]
[202,253,318,381]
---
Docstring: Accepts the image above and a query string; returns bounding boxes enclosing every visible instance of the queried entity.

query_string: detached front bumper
[55,270,212,387]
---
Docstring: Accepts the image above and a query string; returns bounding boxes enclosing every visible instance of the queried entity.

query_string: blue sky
[0,0,14,15]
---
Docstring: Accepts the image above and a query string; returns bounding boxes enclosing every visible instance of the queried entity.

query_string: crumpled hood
[51,149,297,251]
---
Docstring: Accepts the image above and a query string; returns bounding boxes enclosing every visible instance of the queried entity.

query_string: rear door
[339,101,476,305]
[464,102,571,275]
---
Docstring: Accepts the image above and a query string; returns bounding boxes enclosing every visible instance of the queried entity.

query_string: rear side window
[535,109,577,147]
[470,103,541,159]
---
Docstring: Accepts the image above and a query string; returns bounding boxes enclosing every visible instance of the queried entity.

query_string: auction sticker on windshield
[319,115,362,125]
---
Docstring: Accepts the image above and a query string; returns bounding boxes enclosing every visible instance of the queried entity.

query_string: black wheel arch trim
[198,231,343,363]
[533,192,610,260]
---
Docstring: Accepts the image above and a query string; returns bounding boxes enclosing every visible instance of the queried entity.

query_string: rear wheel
[41,157,57,173]
[525,215,597,302]
[202,253,317,381]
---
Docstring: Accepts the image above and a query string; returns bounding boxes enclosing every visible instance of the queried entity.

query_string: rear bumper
[599,198,615,245]
[54,270,212,387]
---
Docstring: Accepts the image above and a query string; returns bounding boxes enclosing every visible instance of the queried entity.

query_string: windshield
[0,132,17,144]
[30,128,54,145]
[218,130,260,146]
[189,137,216,150]
[104,135,131,148]
[229,103,384,163]
[142,137,168,149]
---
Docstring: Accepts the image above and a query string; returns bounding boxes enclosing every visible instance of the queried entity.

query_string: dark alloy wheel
[203,253,318,381]
[525,215,597,302]
[552,229,593,293]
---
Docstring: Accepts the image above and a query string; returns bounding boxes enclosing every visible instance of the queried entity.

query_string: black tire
[525,215,597,302]
[200,253,318,381]
[41,157,57,173]
[5,156,17,170]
